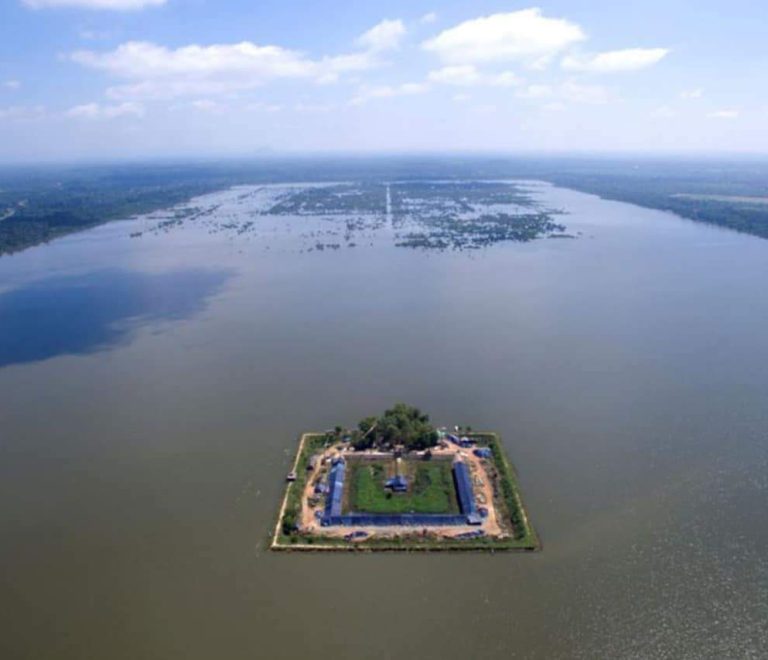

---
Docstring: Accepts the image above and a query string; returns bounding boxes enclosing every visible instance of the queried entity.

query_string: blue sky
[0,0,766,162]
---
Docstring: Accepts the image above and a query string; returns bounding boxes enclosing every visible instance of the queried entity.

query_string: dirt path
[270,433,310,548]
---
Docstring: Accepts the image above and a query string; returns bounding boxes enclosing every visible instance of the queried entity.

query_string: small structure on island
[385,474,408,492]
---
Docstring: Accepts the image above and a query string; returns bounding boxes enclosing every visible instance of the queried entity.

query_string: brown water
[1,182,767,659]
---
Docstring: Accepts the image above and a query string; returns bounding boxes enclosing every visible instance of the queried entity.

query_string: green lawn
[347,459,459,514]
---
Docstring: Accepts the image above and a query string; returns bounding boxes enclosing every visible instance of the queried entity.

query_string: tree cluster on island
[346,403,439,452]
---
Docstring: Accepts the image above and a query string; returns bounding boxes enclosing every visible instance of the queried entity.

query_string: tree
[282,510,297,535]
[358,416,377,435]
[352,430,373,451]
[354,403,438,452]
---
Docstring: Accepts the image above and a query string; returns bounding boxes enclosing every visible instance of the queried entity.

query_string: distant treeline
[0,164,254,256]
[545,165,768,240]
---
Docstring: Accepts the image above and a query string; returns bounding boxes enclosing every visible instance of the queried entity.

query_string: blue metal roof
[323,513,468,527]
[323,459,346,520]
[452,461,477,518]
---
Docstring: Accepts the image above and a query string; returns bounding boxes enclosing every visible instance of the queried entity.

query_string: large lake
[1,182,766,659]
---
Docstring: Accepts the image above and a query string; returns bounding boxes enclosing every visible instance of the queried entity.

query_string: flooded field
[1,181,767,659]
[131,180,568,252]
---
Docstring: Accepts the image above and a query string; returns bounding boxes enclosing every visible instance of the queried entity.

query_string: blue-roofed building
[473,447,493,459]
[452,460,481,524]
[322,458,346,524]
[385,475,408,492]
[320,457,485,528]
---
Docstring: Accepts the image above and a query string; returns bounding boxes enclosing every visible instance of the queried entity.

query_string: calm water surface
[1,183,766,659]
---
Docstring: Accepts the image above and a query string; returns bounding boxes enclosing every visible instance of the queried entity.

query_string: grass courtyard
[345,458,460,514]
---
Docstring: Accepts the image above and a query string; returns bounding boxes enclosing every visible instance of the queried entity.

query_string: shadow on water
[0,268,232,368]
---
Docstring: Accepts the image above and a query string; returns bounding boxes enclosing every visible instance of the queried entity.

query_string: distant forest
[2,156,767,256]
[543,159,768,240]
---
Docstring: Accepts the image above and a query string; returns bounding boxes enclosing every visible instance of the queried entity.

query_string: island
[271,404,540,551]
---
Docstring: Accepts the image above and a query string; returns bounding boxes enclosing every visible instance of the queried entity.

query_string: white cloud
[72,39,382,99]
[355,19,406,52]
[471,103,497,114]
[516,84,554,99]
[247,101,282,112]
[428,66,478,85]
[0,105,45,120]
[680,88,703,100]
[516,80,610,105]
[3,80,21,90]
[105,80,241,100]
[67,101,144,118]
[351,82,429,105]
[420,12,437,25]
[24,0,165,9]
[190,99,224,113]
[486,71,521,87]
[422,8,585,65]
[294,102,335,113]
[79,29,113,40]
[651,105,676,118]
[562,48,669,73]
[72,41,318,79]
[428,65,521,87]
[708,109,739,120]
[316,52,378,81]
[560,80,610,104]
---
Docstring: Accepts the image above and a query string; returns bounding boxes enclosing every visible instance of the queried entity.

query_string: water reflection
[0,268,231,368]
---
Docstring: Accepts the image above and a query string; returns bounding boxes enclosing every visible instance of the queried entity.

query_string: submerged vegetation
[0,164,566,256]
[396,211,565,249]
[265,180,567,250]
[6,157,767,258]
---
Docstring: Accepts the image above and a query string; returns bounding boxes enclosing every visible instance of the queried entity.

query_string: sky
[0,0,766,162]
